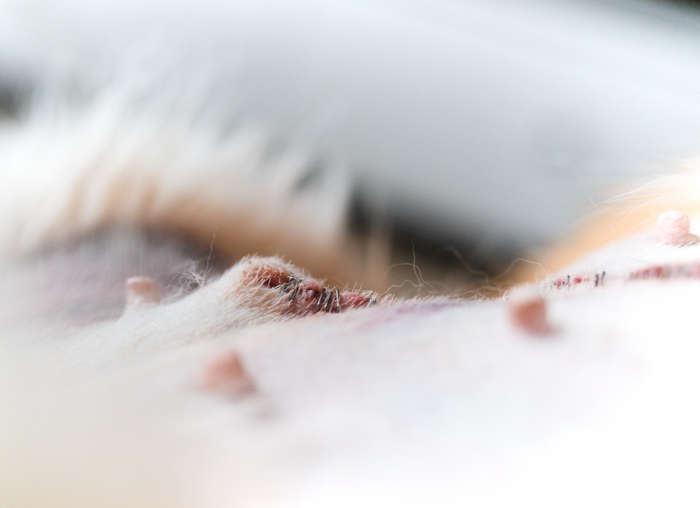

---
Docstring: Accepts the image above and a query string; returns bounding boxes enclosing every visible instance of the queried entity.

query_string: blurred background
[3,0,700,287]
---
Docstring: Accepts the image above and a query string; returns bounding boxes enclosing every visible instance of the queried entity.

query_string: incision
[235,258,378,316]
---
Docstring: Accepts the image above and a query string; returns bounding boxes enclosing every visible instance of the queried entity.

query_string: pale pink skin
[4,228,700,507]
[508,296,550,335]
[202,350,256,397]
[125,276,161,306]
[656,210,698,246]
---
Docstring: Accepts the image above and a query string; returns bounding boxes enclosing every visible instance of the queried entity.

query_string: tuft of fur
[0,73,387,290]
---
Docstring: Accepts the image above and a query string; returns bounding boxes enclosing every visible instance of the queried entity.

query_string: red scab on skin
[297,280,324,307]
[201,351,256,398]
[339,291,375,309]
[291,284,376,314]
[242,264,291,289]
[508,296,551,335]
[551,271,607,289]
[629,265,666,280]
[239,260,378,315]
[627,262,700,280]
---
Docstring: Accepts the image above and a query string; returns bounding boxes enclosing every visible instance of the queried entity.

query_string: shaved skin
[7,170,700,506]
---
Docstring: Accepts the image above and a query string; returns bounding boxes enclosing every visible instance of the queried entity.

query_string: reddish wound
[238,259,377,315]
[242,264,291,288]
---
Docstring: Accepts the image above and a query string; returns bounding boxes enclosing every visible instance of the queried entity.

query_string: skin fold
[5,167,700,507]
[4,80,700,505]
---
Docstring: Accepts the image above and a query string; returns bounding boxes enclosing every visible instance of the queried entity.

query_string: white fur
[4,2,700,506]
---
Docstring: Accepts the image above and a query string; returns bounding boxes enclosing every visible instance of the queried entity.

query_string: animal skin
[4,93,700,506]
[4,6,700,504]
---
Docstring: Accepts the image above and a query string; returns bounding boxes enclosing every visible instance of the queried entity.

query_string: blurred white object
[2,0,700,249]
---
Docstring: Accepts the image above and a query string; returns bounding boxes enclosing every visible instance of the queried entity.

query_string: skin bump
[201,351,256,398]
